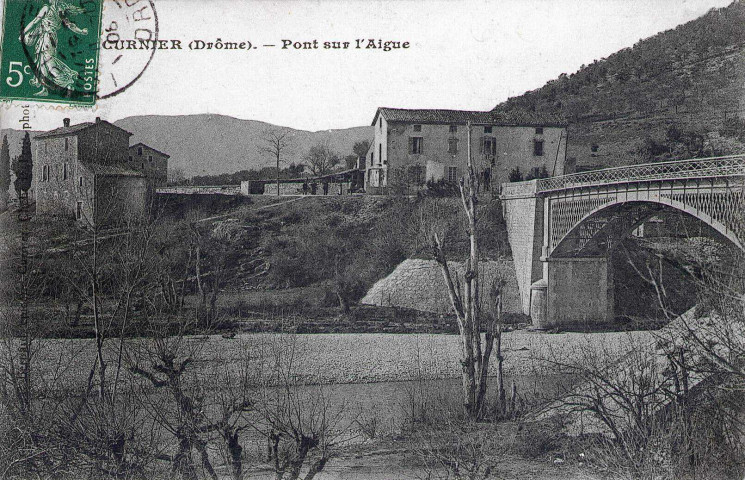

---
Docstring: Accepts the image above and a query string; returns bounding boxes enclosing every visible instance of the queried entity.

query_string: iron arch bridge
[501,155,745,327]
[541,155,745,257]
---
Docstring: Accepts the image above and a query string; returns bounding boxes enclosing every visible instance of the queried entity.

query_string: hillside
[114,114,373,178]
[0,114,372,181]
[495,1,745,169]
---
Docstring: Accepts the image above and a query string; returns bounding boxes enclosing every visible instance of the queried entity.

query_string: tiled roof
[35,120,132,139]
[85,164,144,177]
[130,142,170,158]
[373,107,567,127]
[35,122,94,138]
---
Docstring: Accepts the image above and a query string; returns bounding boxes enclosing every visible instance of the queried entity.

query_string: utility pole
[467,121,472,173]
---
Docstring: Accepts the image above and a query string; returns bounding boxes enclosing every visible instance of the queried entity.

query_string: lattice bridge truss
[538,155,745,258]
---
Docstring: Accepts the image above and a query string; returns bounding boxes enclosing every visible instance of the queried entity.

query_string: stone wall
[360,258,522,315]
[501,180,545,315]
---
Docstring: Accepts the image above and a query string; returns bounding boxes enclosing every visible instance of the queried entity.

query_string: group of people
[301,180,345,195]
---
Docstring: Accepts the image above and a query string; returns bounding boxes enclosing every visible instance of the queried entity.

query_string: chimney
[95,117,101,123]
[63,118,70,127]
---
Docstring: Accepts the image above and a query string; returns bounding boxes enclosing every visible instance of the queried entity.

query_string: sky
[0,0,735,132]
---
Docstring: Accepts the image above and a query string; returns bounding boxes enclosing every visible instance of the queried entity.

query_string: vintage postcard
[0,0,744,479]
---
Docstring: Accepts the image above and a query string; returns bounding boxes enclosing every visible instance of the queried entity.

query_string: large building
[129,142,170,186]
[364,108,568,193]
[34,118,150,226]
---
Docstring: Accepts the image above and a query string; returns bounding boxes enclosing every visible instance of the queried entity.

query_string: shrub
[508,167,523,182]
[640,137,669,159]
[719,117,745,140]
[424,178,460,197]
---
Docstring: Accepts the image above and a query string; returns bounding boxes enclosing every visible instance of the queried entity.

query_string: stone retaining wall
[360,258,522,315]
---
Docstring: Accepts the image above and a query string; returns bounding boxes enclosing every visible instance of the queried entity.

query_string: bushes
[258,195,510,311]
[719,117,745,140]
[508,167,523,182]
[424,178,460,197]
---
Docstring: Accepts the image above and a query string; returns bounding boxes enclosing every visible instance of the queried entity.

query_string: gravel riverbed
[11,330,651,388]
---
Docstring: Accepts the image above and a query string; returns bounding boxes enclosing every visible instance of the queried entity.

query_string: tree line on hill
[497,2,745,123]
[175,134,371,186]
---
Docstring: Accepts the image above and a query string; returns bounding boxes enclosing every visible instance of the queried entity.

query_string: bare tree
[541,214,745,478]
[430,123,502,420]
[259,128,295,196]
[127,322,256,480]
[254,335,352,480]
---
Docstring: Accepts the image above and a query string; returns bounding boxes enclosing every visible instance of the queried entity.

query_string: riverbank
[20,330,650,389]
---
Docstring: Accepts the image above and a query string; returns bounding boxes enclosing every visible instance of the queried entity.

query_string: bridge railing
[156,185,242,195]
[537,154,745,192]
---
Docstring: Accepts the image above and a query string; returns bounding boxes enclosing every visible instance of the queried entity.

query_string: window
[448,138,458,154]
[379,144,383,164]
[449,125,457,133]
[483,137,496,156]
[410,137,423,154]
[64,138,68,151]
[62,163,68,180]
[447,166,458,182]
[533,139,544,156]
[76,201,83,221]
[42,165,49,182]
[371,151,374,166]
[413,124,422,132]
[535,127,544,135]
[137,147,143,156]
[78,176,83,187]
[128,156,132,162]
[484,126,493,134]
[148,155,153,162]
[379,118,382,132]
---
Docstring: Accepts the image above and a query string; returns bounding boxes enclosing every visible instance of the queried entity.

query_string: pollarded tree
[13,132,32,197]
[430,122,505,419]
[0,135,10,209]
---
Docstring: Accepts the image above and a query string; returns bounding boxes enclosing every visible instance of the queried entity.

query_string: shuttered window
[447,166,458,182]
[483,137,496,156]
[534,140,544,156]
[448,138,458,154]
[410,137,423,154]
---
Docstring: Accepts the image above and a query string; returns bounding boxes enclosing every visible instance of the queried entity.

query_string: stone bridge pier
[501,155,745,329]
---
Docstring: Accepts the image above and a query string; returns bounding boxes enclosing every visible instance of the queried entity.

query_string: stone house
[128,142,169,186]
[34,118,148,226]
[364,108,568,193]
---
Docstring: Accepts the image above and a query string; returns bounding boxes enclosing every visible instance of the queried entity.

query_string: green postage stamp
[0,0,103,105]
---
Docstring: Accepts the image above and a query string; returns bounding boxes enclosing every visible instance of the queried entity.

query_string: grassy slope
[198,194,509,316]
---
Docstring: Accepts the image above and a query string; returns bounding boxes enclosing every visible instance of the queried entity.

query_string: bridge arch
[501,155,745,326]
[549,196,745,258]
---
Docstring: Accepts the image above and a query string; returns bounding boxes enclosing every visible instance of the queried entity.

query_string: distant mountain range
[4,2,743,180]
[1,114,373,179]
[114,115,373,178]
[494,1,745,168]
